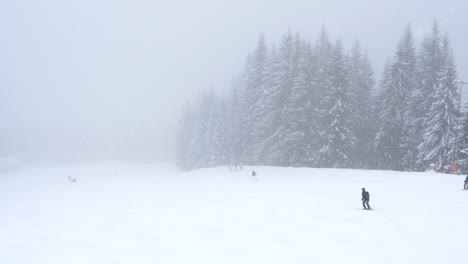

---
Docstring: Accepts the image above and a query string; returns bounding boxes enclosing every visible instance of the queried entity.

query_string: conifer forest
[177,21,468,173]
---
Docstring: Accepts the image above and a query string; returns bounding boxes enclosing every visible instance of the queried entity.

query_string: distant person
[251,170,258,181]
[67,175,77,183]
[464,176,468,190]
[361,188,371,210]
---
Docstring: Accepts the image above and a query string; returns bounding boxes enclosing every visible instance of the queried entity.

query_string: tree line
[177,21,467,173]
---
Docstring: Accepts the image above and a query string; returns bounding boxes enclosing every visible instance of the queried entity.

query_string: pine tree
[282,40,320,166]
[176,104,195,170]
[250,44,279,164]
[191,91,215,168]
[240,33,268,164]
[261,30,296,166]
[225,84,244,165]
[279,33,309,166]
[306,27,333,166]
[411,20,445,170]
[205,98,229,167]
[314,27,333,105]
[417,34,460,172]
[301,43,321,167]
[375,27,417,170]
[316,40,354,168]
[348,41,375,168]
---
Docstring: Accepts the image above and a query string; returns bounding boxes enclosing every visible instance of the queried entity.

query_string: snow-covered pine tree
[176,104,195,170]
[191,91,215,169]
[205,98,229,167]
[261,30,296,166]
[300,42,321,167]
[283,40,320,167]
[348,40,375,169]
[279,33,310,166]
[240,33,268,164]
[314,27,333,105]
[411,20,445,170]
[306,27,333,166]
[375,27,417,170]
[250,44,279,164]
[395,27,420,171]
[374,60,396,169]
[316,40,354,168]
[417,34,460,172]
[225,83,244,166]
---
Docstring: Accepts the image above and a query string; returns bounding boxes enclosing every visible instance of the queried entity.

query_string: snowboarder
[251,170,258,181]
[361,188,371,209]
[464,176,468,190]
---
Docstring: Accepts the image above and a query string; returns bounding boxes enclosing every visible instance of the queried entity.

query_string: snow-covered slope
[0,163,467,264]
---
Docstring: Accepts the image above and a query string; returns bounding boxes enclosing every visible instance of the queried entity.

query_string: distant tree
[375,26,417,170]
[348,40,375,168]
[261,30,296,166]
[250,44,279,164]
[417,34,460,172]
[176,104,195,170]
[190,91,215,168]
[205,98,229,167]
[240,33,268,164]
[280,33,310,166]
[225,84,244,165]
[411,20,445,170]
[316,41,354,168]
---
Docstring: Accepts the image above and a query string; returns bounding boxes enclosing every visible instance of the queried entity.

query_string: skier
[464,175,468,190]
[361,188,371,209]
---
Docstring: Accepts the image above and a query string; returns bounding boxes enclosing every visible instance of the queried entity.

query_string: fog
[1,0,467,164]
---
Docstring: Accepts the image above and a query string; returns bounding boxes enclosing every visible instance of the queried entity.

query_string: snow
[1,162,467,264]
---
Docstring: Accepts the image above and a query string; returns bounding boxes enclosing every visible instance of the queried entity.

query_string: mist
[1,0,467,164]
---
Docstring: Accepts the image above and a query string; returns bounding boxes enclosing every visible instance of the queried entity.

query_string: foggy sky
[1,0,467,163]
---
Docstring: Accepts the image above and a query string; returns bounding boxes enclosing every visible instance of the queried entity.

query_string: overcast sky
[1,0,467,163]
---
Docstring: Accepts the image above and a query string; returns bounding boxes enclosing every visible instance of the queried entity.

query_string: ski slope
[0,162,467,264]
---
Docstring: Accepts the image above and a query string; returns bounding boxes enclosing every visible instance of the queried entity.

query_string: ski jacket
[465,176,468,183]
[362,191,370,201]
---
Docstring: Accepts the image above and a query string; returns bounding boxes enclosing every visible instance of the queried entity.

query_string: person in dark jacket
[464,176,468,189]
[361,188,371,209]
[251,170,258,181]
